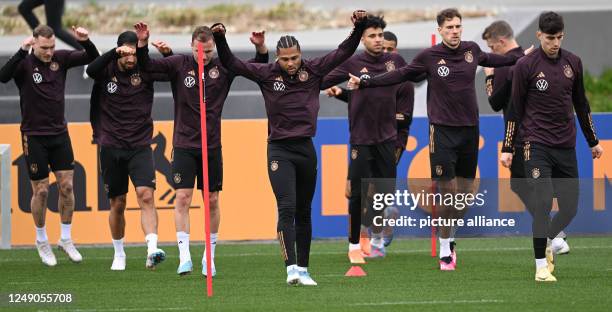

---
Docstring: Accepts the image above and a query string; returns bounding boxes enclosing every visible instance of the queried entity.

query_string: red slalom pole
[197,42,213,297]
[430,33,437,258]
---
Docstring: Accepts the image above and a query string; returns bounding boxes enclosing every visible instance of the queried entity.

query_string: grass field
[1,236,611,311]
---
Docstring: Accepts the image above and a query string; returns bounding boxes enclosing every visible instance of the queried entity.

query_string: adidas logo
[437,59,446,65]
[360,67,368,73]
[275,76,283,82]
[537,72,546,78]
[188,70,195,76]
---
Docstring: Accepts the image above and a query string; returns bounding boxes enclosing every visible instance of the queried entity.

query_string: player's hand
[72,26,89,41]
[325,86,343,97]
[523,45,535,55]
[347,73,361,90]
[249,30,265,46]
[484,67,494,76]
[21,36,35,51]
[134,21,149,47]
[351,10,367,25]
[591,144,604,159]
[500,152,513,168]
[152,40,172,55]
[116,45,135,57]
[211,23,226,35]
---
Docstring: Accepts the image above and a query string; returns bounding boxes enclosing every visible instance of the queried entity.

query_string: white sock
[551,237,565,248]
[286,264,297,274]
[556,231,567,239]
[60,223,71,240]
[439,238,451,258]
[112,238,125,257]
[349,243,360,251]
[35,225,48,242]
[297,266,307,273]
[204,233,218,259]
[370,232,384,248]
[535,258,547,269]
[177,231,191,264]
[145,233,158,254]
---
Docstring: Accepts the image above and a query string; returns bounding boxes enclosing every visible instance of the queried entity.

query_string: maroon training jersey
[502,47,598,152]
[360,41,520,126]
[213,22,366,141]
[0,40,99,135]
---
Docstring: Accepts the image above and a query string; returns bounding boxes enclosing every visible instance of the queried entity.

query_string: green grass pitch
[1,237,611,311]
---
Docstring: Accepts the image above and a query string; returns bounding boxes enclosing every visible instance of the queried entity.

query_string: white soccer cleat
[111,255,126,271]
[298,271,318,286]
[286,265,300,286]
[545,246,555,273]
[145,248,166,269]
[201,256,216,277]
[58,239,83,263]
[552,238,570,255]
[535,266,557,282]
[36,240,57,267]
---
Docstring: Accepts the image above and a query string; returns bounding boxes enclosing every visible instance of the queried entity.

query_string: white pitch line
[351,299,504,306]
[6,281,43,285]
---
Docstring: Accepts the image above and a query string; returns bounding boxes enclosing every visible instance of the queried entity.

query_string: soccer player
[325,30,416,250]
[86,27,171,271]
[321,19,414,263]
[348,8,526,270]
[482,20,571,255]
[211,10,368,285]
[0,25,99,266]
[18,0,83,50]
[136,23,269,277]
[500,12,603,282]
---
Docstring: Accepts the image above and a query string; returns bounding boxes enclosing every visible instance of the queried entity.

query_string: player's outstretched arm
[249,30,269,63]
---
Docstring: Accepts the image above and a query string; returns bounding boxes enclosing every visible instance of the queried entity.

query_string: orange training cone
[345,266,367,277]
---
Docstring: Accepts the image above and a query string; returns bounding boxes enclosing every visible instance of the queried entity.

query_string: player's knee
[175,191,192,210]
[34,184,49,200]
[59,180,73,197]
[136,188,154,206]
[209,192,219,210]
[110,196,127,213]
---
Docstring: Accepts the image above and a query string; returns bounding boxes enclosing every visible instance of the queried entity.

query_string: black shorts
[172,147,222,192]
[100,146,156,198]
[429,124,479,180]
[348,142,397,182]
[21,132,74,181]
[522,142,578,180]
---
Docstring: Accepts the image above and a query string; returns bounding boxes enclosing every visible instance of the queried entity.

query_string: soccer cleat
[552,238,570,255]
[366,245,385,258]
[145,248,166,269]
[36,240,57,267]
[451,250,457,266]
[545,246,555,273]
[439,257,455,271]
[535,267,557,282]
[348,249,366,264]
[359,236,371,257]
[58,239,83,263]
[111,255,126,271]
[286,266,300,285]
[298,271,318,286]
[177,260,193,275]
[202,257,216,277]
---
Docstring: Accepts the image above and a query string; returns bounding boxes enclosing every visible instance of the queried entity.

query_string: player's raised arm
[65,26,100,68]
[0,36,33,83]
[309,10,367,78]
[212,23,268,83]
[248,30,269,63]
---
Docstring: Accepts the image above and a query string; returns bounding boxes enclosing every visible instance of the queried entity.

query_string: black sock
[533,237,547,259]
[450,241,456,252]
